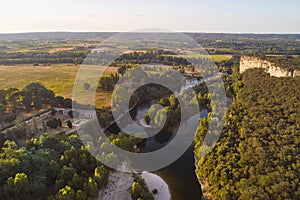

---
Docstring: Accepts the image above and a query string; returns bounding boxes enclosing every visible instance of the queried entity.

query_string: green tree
[83,177,98,198]
[11,173,30,200]
[94,165,109,187]
[118,65,127,76]
[0,103,5,128]
[55,185,76,200]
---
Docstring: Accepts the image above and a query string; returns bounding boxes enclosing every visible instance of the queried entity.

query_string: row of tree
[109,50,190,67]
[0,51,86,65]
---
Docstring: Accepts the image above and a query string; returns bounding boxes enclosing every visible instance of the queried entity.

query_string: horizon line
[1,30,300,35]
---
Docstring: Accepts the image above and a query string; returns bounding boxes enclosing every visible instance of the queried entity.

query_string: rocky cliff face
[240,56,299,77]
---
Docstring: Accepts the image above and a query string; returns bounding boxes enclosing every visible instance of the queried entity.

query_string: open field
[0,40,100,53]
[182,54,232,62]
[0,64,118,108]
[166,53,232,62]
[211,54,232,61]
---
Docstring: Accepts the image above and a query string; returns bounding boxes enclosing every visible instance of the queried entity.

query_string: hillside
[195,68,300,199]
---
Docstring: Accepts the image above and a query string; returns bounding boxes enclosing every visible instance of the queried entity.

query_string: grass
[0,40,99,53]
[211,55,232,62]
[0,64,118,108]
[182,54,232,62]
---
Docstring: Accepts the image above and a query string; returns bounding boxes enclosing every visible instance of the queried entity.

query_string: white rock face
[239,56,299,77]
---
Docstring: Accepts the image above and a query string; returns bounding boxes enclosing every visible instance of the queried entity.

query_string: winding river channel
[106,78,208,199]
[133,98,206,200]
[133,79,206,200]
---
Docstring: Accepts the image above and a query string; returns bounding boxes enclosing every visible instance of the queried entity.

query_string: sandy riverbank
[98,169,171,200]
[97,169,134,200]
[142,171,171,200]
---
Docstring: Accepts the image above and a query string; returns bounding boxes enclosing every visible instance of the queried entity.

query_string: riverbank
[97,169,133,200]
[142,171,171,200]
[98,169,171,200]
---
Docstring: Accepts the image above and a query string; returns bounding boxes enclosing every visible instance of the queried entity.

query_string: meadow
[0,64,118,108]
[182,54,232,62]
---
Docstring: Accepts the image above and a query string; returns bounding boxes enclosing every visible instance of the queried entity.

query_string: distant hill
[186,33,300,40]
[0,32,115,40]
[1,32,300,41]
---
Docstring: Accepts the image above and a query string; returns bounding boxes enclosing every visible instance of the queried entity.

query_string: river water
[131,81,205,200]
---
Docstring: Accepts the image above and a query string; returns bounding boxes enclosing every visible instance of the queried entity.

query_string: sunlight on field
[211,55,232,62]
[182,54,232,62]
[0,64,117,108]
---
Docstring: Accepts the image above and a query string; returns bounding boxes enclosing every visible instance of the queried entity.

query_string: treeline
[264,55,300,71]
[188,33,300,55]
[0,51,87,65]
[0,83,54,129]
[109,50,190,67]
[0,83,75,128]
[1,83,53,111]
[195,69,300,199]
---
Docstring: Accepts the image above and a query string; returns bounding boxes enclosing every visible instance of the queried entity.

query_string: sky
[0,0,299,33]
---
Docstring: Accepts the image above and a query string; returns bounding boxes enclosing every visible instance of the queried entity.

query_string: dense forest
[195,68,300,199]
[0,130,146,200]
[0,133,109,200]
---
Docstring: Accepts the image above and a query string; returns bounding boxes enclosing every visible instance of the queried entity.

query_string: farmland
[0,64,118,108]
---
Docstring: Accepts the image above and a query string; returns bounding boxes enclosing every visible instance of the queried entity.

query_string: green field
[0,40,99,53]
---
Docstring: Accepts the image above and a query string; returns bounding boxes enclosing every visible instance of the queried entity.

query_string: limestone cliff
[239,56,300,77]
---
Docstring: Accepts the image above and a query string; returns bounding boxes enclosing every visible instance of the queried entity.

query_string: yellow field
[182,54,232,62]
[0,64,118,108]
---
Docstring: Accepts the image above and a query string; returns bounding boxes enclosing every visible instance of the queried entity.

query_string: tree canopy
[195,69,300,199]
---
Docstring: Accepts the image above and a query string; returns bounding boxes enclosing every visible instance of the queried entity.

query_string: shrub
[152,189,158,194]
[46,118,62,129]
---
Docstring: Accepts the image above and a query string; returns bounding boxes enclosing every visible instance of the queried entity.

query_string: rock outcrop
[239,56,300,77]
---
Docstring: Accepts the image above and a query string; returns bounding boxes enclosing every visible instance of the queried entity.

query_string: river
[131,80,205,200]
[106,79,206,199]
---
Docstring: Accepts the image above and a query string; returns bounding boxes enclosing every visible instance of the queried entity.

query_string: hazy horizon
[1,0,300,34]
[1,31,300,35]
